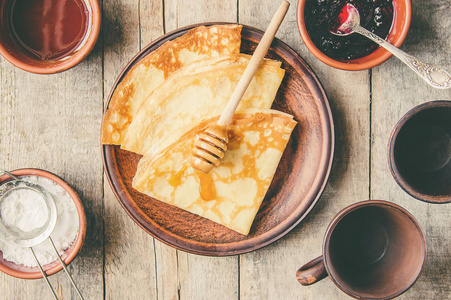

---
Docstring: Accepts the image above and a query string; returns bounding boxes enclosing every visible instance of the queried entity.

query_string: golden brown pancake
[132,110,297,235]
[102,25,242,145]
[121,55,285,156]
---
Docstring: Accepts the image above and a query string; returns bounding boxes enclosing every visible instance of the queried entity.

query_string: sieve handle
[48,237,84,300]
[29,247,59,300]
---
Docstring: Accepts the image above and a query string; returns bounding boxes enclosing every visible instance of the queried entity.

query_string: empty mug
[296,200,426,300]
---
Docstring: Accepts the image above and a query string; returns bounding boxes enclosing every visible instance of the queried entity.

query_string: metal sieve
[0,170,84,300]
[0,178,57,247]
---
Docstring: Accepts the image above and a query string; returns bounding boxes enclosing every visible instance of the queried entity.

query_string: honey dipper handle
[217,0,290,126]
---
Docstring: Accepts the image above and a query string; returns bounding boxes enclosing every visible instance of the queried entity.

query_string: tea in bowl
[0,0,100,74]
[389,100,451,203]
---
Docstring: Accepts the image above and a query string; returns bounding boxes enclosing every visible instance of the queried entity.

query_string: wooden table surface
[1,0,450,299]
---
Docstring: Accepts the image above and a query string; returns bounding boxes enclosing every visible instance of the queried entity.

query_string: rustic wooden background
[1,0,450,299]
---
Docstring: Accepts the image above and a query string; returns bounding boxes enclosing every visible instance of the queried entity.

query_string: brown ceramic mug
[296,200,426,299]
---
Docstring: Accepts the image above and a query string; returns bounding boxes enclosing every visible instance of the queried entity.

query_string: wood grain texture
[1,0,451,299]
[0,34,104,299]
[102,0,162,299]
[164,0,237,31]
[371,0,451,298]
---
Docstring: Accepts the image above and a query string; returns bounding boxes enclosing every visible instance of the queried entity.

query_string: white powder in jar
[0,175,79,267]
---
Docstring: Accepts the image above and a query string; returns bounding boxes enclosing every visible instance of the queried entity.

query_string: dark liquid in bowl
[9,0,90,61]
[304,0,394,60]
[394,107,451,197]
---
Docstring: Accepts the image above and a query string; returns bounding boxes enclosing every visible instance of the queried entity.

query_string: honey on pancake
[132,111,297,235]
[121,62,285,156]
[101,25,243,145]
[196,171,216,201]
[168,165,187,187]
[228,132,243,150]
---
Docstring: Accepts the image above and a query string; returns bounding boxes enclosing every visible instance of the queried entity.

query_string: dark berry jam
[304,0,394,61]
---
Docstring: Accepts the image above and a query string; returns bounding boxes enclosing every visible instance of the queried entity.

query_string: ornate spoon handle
[355,25,451,89]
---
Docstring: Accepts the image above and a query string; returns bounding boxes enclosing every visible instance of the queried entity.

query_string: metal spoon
[331,3,451,89]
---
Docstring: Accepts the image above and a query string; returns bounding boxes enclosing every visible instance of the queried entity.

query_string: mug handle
[296,256,328,285]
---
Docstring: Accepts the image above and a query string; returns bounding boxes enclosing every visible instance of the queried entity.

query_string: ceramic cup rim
[388,100,451,204]
[296,0,412,71]
[322,200,426,300]
[0,168,87,279]
[0,0,101,74]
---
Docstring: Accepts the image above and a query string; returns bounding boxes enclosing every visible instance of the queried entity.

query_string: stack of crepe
[102,25,297,235]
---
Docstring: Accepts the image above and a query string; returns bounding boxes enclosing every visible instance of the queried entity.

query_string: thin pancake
[102,24,242,145]
[122,56,285,156]
[132,110,297,235]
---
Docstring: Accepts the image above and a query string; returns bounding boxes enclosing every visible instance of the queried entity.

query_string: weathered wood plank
[239,1,371,299]
[154,240,178,300]
[102,0,164,299]
[165,0,237,31]
[0,43,104,299]
[371,0,451,298]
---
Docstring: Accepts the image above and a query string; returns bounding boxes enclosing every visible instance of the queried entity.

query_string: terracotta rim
[0,0,101,74]
[101,22,335,256]
[388,100,451,204]
[323,200,426,299]
[296,0,412,70]
[0,168,87,279]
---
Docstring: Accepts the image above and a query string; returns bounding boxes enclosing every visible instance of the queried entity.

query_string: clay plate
[102,23,334,256]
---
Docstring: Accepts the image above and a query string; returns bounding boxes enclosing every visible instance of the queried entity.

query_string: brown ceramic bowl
[389,101,451,203]
[296,0,411,70]
[0,169,87,279]
[0,0,101,74]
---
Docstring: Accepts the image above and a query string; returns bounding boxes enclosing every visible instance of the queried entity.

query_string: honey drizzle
[196,171,216,201]
[227,132,242,150]
[168,164,187,187]
[141,113,296,231]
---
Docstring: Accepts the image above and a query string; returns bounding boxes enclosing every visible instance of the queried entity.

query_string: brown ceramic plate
[102,23,334,256]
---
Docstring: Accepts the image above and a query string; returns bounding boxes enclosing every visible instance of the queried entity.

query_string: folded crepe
[132,110,297,235]
[122,55,285,156]
[102,24,242,145]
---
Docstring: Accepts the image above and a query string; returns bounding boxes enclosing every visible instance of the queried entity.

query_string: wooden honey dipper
[190,1,290,173]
